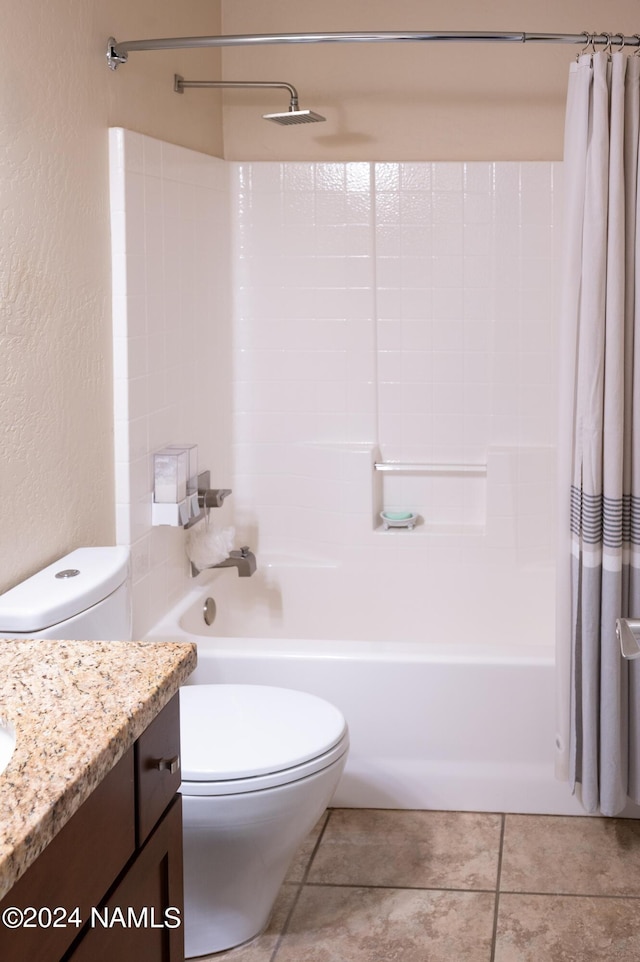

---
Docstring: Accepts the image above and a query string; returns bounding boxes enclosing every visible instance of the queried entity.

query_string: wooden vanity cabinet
[66,796,183,962]
[0,693,185,962]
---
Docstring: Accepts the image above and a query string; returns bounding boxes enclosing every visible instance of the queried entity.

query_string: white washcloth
[186,524,235,570]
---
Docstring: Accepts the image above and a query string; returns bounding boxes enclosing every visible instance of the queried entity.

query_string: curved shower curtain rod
[106,29,639,69]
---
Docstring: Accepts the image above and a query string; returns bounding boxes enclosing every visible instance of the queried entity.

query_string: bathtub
[146,558,584,816]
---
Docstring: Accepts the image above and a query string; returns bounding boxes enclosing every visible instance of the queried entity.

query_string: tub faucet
[189,545,257,578]
[212,546,257,578]
[200,487,232,509]
[184,471,232,530]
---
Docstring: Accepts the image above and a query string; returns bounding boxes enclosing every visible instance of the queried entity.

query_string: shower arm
[174,76,301,110]
[107,30,638,68]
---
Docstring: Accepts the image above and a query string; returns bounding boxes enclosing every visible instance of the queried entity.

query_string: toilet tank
[0,547,131,641]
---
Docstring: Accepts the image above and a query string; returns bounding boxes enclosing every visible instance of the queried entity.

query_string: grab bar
[373,461,487,476]
[616,619,640,659]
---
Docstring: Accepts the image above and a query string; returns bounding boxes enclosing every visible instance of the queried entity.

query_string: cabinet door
[135,693,182,845]
[67,795,184,962]
[0,748,135,962]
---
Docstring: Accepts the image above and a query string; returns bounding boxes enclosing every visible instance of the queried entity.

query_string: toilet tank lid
[0,547,130,633]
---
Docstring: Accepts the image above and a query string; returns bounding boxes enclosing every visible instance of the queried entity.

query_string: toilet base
[181,755,346,958]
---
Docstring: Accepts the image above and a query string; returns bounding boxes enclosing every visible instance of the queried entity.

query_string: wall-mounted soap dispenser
[152,444,200,526]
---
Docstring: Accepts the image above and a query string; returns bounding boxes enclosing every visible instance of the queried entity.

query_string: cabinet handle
[156,755,180,775]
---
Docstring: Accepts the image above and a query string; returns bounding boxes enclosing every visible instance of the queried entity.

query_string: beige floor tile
[285,811,330,883]
[199,884,299,962]
[275,886,495,962]
[501,814,640,896]
[307,808,502,889]
[495,893,640,962]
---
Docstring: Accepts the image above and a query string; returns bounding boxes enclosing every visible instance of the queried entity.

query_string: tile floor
[201,808,640,962]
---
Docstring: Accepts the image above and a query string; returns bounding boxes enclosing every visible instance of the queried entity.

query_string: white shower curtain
[557,51,640,816]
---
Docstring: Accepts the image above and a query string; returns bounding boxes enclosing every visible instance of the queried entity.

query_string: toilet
[179,683,349,957]
[0,547,349,959]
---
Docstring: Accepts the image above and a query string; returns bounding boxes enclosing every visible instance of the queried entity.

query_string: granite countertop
[0,638,197,901]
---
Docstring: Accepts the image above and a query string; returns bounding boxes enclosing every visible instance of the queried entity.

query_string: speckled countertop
[0,638,196,901]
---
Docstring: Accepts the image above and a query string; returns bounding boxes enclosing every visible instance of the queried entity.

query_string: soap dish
[380,510,418,530]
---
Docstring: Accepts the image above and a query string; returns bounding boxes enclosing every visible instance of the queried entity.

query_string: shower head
[174,75,326,126]
[263,108,326,125]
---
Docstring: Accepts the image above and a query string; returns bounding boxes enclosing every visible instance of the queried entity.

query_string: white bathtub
[146,559,584,816]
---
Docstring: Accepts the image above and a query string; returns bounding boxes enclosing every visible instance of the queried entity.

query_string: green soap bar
[383,511,413,520]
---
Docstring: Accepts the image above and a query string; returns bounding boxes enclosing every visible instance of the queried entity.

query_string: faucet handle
[229,546,251,559]
[201,487,232,508]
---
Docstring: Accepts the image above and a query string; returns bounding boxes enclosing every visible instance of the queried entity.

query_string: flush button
[55,569,81,579]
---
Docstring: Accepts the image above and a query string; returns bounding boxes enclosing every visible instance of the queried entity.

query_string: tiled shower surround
[109,130,233,636]
[234,159,559,555]
[110,130,559,638]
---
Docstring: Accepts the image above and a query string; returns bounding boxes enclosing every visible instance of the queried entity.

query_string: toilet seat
[179,684,349,796]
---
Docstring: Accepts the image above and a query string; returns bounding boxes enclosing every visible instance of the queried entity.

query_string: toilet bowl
[179,683,349,958]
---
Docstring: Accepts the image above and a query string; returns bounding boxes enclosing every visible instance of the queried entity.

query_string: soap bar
[382,510,413,521]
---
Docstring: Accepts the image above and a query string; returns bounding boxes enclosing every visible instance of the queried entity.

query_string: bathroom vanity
[0,639,196,962]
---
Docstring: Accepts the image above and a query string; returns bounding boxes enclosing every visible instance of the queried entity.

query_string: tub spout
[216,546,257,577]
[189,546,257,578]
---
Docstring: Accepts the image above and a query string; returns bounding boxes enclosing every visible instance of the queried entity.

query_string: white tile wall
[109,129,233,637]
[111,146,559,635]
[232,160,559,562]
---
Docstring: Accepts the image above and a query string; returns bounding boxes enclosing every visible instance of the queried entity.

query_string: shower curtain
[557,51,640,816]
